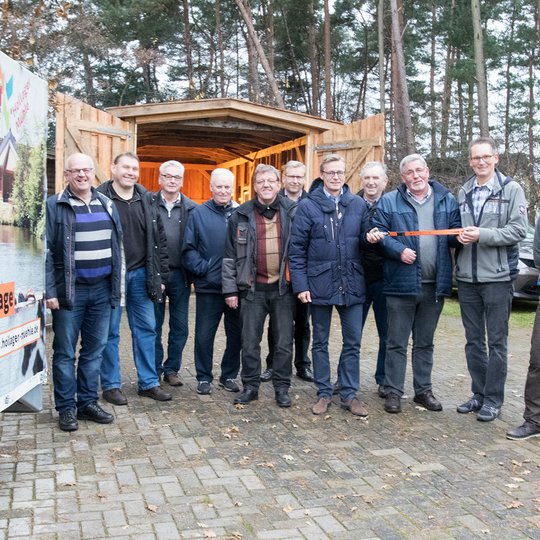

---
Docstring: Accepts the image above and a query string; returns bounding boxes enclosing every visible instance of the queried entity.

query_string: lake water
[0,224,44,294]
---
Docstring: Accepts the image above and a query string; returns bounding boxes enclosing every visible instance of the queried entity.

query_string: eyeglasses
[322,170,345,178]
[65,168,93,175]
[470,154,494,163]
[254,178,279,185]
[402,167,426,177]
[160,173,183,181]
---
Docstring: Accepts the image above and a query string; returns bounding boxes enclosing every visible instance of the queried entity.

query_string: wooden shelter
[55,94,384,203]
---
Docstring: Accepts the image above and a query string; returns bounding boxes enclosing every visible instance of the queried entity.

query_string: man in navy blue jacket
[182,169,241,395]
[289,154,383,417]
[373,153,461,414]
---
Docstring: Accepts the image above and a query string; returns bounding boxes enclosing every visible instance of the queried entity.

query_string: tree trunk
[182,0,195,99]
[308,0,320,116]
[324,0,333,119]
[390,0,415,155]
[235,0,285,108]
[471,0,489,135]
[429,3,436,157]
[378,0,385,115]
[82,51,96,106]
[215,0,225,97]
[440,44,456,159]
[503,3,517,156]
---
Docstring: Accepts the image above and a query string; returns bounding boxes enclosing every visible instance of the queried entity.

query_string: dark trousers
[240,289,295,391]
[523,303,540,427]
[383,284,444,396]
[194,292,241,383]
[266,298,310,372]
[458,281,513,408]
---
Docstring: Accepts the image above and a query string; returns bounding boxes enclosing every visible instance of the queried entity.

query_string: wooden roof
[106,98,342,165]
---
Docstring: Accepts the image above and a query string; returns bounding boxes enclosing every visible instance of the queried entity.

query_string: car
[452,225,539,301]
[513,225,540,301]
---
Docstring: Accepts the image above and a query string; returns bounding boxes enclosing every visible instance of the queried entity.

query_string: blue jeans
[154,269,190,376]
[458,280,513,408]
[311,303,363,402]
[362,279,387,385]
[194,292,241,383]
[384,284,444,396]
[100,267,160,391]
[240,289,295,390]
[52,280,111,411]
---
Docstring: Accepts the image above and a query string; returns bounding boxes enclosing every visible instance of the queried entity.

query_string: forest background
[1,0,538,215]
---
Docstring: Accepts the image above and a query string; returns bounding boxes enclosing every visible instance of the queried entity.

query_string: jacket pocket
[307,261,333,299]
[347,261,366,295]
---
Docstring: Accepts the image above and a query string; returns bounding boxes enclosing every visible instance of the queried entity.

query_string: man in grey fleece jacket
[456,136,528,422]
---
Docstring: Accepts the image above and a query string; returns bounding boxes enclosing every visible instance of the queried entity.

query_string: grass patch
[443,295,536,329]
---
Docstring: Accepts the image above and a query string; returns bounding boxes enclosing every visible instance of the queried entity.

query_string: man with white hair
[183,168,241,395]
[153,160,197,387]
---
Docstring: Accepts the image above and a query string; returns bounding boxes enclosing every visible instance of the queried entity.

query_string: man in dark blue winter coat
[182,168,241,396]
[372,153,461,414]
[289,154,383,417]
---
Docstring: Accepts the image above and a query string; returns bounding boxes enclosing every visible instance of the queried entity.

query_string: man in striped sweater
[46,153,123,432]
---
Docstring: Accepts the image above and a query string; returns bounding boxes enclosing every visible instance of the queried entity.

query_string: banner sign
[0,51,47,412]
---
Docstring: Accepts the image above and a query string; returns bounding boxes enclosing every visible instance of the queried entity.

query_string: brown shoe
[102,388,128,406]
[312,396,332,415]
[137,386,172,401]
[163,372,183,387]
[341,397,368,417]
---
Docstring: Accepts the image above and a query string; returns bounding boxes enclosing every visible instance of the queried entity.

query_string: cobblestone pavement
[1,299,539,539]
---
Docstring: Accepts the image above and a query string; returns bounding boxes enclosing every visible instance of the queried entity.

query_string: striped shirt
[472,176,495,221]
[68,192,113,284]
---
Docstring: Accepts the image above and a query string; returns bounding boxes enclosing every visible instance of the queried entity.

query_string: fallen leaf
[333,494,345,499]
[229,426,240,433]
[226,533,243,539]
[241,418,251,423]
[481,529,490,534]
[234,501,243,507]
[203,531,217,538]
[351,506,358,512]
[505,484,520,489]
[292,424,298,428]
[234,404,245,410]
[476,452,487,457]
[147,504,158,513]
[282,454,295,461]
[198,522,208,528]
[283,505,293,513]
[111,447,124,453]
[506,500,524,509]
[303,448,311,454]
[510,477,525,482]
[97,493,107,499]
[63,482,76,487]
[258,462,275,468]
[304,509,310,515]
[428,515,434,520]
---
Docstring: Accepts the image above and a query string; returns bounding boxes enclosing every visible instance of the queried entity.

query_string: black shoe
[296,367,314,382]
[77,402,114,424]
[197,381,212,395]
[506,421,540,441]
[260,369,273,382]
[456,397,482,414]
[477,405,500,422]
[413,390,442,411]
[377,385,386,398]
[138,385,172,401]
[275,390,292,407]
[163,372,183,386]
[102,388,128,406]
[234,388,259,404]
[332,381,342,395]
[384,393,401,413]
[59,408,78,432]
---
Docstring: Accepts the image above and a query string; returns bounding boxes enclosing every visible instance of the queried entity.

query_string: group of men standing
[47,136,539,442]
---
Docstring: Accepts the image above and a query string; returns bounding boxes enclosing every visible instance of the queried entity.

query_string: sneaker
[457,397,482,414]
[477,405,500,422]
[219,379,240,393]
[59,408,78,432]
[197,381,212,395]
[506,421,540,441]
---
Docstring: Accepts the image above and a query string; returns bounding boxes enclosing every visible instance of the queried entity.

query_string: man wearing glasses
[262,160,314,384]
[46,153,122,431]
[222,164,296,407]
[373,154,461,415]
[153,160,197,388]
[456,136,528,422]
[290,154,384,417]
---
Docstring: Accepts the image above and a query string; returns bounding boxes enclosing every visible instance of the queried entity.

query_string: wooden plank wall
[313,114,384,194]
[55,93,136,192]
